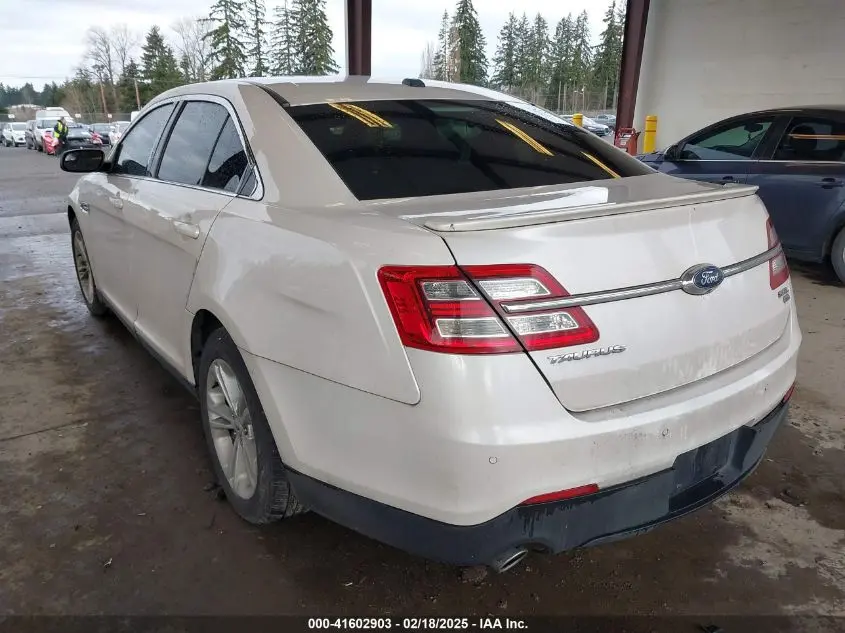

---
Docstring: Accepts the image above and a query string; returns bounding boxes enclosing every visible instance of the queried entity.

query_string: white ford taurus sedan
[62,76,800,572]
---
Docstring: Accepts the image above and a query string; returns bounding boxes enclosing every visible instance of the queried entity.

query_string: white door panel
[127,179,231,375]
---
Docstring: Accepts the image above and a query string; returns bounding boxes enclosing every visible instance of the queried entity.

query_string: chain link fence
[70,112,134,124]
[497,87,618,119]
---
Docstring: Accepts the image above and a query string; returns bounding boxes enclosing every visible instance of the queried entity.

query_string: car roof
[157,75,509,106]
[734,104,845,117]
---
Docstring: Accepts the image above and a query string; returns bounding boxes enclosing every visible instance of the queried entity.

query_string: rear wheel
[70,219,108,317]
[198,328,304,524]
[831,228,845,284]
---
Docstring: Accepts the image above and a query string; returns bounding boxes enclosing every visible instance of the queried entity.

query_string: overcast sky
[0,0,613,88]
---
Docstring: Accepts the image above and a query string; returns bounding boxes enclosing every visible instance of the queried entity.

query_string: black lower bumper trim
[287,402,788,567]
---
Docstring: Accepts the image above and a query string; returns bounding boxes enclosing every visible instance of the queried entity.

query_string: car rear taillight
[378,264,599,354]
[767,218,790,289]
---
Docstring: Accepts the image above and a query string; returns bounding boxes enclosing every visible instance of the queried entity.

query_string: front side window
[681,117,774,161]
[112,104,175,177]
[288,99,652,200]
[773,117,845,162]
[157,101,229,186]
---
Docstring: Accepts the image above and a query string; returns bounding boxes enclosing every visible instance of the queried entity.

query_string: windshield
[11,123,25,130]
[288,99,651,201]
[92,124,111,132]
[37,119,59,129]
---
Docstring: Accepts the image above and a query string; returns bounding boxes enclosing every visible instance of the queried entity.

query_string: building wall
[634,0,845,150]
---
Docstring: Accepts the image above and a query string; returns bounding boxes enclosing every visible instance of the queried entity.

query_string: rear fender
[186,198,456,407]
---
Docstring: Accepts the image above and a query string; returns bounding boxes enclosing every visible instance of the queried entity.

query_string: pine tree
[570,10,592,109]
[546,14,574,111]
[205,0,249,79]
[179,53,192,82]
[591,0,624,108]
[118,59,141,109]
[292,0,338,75]
[524,13,549,101]
[432,10,452,81]
[513,13,531,92]
[491,13,518,91]
[141,27,183,99]
[246,0,269,76]
[451,0,487,85]
[270,0,298,74]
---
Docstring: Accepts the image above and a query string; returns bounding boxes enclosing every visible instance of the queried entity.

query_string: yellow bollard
[572,113,584,127]
[643,115,658,153]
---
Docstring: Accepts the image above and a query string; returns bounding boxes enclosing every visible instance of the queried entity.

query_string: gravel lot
[1,146,844,626]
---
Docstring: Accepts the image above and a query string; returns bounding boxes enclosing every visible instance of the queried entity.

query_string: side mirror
[60,148,105,173]
[663,144,680,161]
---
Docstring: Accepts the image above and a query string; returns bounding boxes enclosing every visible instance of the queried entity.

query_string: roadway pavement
[1,146,844,626]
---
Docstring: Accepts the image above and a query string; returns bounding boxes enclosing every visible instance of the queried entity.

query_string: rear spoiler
[424,184,759,232]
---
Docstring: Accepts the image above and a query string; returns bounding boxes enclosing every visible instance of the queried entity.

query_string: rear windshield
[11,123,25,130]
[287,99,651,200]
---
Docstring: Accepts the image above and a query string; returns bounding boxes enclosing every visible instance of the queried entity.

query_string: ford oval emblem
[681,264,725,295]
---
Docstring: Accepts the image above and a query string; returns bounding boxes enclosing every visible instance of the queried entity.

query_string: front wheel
[831,228,845,284]
[70,218,108,317]
[198,328,305,524]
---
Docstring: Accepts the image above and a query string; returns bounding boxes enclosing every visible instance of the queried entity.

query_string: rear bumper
[287,400,788,566]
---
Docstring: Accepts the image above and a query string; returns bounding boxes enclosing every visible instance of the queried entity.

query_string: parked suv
[60,78,800,572]
[2,121,26,146]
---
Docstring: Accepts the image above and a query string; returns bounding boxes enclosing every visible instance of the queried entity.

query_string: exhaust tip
[489,547,528,574]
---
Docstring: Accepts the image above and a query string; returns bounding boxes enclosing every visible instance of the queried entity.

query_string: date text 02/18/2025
[307,618,528,630]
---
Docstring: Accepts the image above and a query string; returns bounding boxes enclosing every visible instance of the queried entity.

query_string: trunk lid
[374,174,791,411]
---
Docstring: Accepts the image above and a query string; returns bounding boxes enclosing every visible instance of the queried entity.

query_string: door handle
[108,196,123,209]
[721,175,735,181]
[172,220,200,239]
[820,177,844,189]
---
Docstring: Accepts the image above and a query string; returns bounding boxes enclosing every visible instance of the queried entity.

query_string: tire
[831,228,845,284]
[70,218,108,317]
[198,328,304,524]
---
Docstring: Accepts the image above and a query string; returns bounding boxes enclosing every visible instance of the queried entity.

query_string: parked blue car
[638,106,845,282]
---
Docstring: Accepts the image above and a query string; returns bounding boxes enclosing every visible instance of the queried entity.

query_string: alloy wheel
[206,359,258,500]
[72,231,95,305]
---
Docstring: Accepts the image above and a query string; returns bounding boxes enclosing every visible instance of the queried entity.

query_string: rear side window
[202,117,249,193]
[112,104,175,177]
[287,99,652,200]
[157,101,229,186]
[773,117,845,162]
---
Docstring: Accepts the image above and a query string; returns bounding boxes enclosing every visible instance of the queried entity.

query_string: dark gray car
[639,106,845,282]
